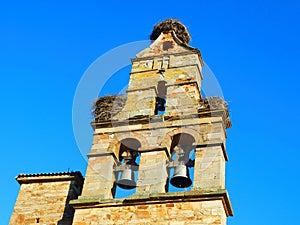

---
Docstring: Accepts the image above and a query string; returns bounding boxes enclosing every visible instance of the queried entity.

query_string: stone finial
[150,18,191,44]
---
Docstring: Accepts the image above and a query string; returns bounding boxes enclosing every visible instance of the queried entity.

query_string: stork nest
[150,18,191,44]
[199,97,228,111]
[199,97,231,128]
[93,95,127,122]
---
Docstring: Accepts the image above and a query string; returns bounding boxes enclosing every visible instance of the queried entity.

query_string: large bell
[116,168,136,189]
[170,165,192,188]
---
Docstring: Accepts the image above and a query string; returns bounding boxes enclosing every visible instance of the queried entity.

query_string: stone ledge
[70,189,233,216]
[93,115,225,133]
[138,146,169,157]
[87,152,116,159]
[91,109,230,130]
[131,51,200,63]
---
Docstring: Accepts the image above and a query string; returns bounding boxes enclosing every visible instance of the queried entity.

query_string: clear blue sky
[1,1,300,224]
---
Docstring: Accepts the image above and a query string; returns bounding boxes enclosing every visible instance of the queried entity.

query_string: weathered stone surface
[72,199,227,225]
[194,145,226,190]
[9,172,83,225]
[136,151,168,194]
[81,155,115,198]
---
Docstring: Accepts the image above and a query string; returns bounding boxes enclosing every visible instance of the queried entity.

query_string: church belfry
[9,18,233,225]
[71,18,233,224]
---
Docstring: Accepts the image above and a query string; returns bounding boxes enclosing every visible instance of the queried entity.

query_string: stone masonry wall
[9,173,83,225]
[72,199,227,225]
[136,151,168,194]
[81,155,115,198]
[194,145,226,190]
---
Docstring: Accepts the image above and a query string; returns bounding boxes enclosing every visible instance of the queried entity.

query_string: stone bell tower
[71,19,233,224]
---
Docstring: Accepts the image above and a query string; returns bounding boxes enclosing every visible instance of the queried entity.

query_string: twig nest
[93,95,127,122]
[150,18,191,44]
[199,97,228,111]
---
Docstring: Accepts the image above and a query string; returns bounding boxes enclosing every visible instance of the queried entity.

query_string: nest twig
[150,18,191,44]
[93,95,127,122]
[199,96,231,128]
[199,96,228,111]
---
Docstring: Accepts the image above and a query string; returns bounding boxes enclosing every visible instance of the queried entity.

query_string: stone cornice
[70,189,233,217]
[92,111,227,131]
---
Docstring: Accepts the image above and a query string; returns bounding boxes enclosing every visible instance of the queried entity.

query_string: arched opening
[155,80,167,115]
[113,138,141,198]
[167,133,195,192]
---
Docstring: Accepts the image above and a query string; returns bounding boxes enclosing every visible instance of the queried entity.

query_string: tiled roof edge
[16,171,83,180]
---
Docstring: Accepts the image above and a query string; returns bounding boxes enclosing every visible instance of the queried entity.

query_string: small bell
[170,164,192,188]
[116,167,136,189]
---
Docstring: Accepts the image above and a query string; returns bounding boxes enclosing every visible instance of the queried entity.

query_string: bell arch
[113,132,147,151]
[118,138,141,158]
[167,133,195,191]
[160,127,200,152]
[113,138,141,198]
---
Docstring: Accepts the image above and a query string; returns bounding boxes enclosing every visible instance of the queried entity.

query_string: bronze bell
[116,167,136,189]
[170,164,192,188]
